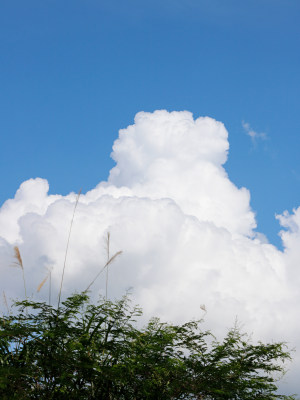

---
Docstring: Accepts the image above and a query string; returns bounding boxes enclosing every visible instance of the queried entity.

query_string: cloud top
[106,111,255,236]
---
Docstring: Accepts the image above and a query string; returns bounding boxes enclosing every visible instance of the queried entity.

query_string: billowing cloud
[0,110,299,394]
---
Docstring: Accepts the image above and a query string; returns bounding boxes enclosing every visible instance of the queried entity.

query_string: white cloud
[242,120,267,143]
[0,110,299,394]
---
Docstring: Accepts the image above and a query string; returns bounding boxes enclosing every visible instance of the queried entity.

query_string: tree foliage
[0,293,296,399]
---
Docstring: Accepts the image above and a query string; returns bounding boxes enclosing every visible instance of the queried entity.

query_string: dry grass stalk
[105,232,110,301]
[3,291,10,315]
[48,270,52,306]
[85,250,122,293]
[57,189,81,309]
[12,246,27,299]
[106,250,122,267]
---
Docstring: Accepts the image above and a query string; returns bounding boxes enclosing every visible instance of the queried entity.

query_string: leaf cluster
[0,293,296,399]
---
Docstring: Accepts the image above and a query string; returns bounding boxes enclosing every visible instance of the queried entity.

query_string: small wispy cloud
[242,121,267,144]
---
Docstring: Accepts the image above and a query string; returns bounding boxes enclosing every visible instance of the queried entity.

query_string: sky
[1,0,300,395]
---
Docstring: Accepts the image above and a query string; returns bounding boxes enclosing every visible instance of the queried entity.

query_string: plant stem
[49,271,52,306]
[105,232,110,301]
[57,189,81,309]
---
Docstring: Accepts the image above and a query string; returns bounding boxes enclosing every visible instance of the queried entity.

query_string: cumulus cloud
[242,120,267,144]
[0,110,299,394]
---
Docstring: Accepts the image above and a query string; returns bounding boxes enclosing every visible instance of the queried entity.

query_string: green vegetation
[0,292,295,399]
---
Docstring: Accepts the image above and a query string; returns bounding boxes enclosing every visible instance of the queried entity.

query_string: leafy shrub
[0,292,296,399]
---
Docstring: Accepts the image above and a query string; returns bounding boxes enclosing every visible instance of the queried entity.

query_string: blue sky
[1,0,299,247]
[2,3,300,393]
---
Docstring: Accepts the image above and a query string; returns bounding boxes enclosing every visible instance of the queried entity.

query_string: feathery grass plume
[37,267,52,305]
[12,246,27,299]
[13,246,23,268]
[37,275,49,293]
[57,188,81,309]
[85,249,122,293]
[200,304,207,317]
